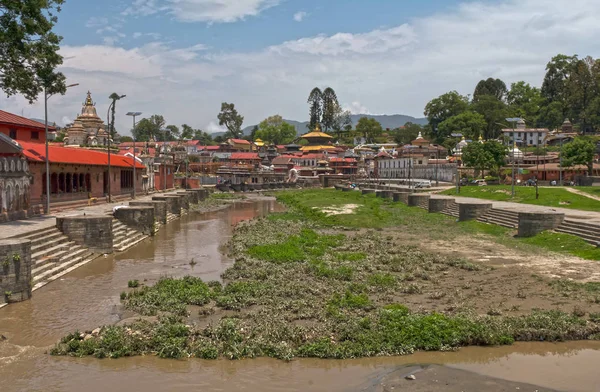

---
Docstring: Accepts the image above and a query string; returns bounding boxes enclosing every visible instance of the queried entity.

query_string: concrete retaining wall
[152,195,181,215]
[0,239,32,304]
[56,215,113,253]
[176,192,191,210]
[185,190,199,204]
[129,201,167,224]
[429,197,454,213]
[362,189,376,195]
[114,206,155,235]
[408,194,430,208]
[394,192,410,204]
[458,203,492,221]
[518,212,565,237]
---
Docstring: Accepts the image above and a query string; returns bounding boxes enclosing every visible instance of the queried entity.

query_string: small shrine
[63,92,113,147]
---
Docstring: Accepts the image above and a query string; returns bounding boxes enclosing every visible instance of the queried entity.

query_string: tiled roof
[230,138,251,145]
[329,158,357,163]
[272,156,293,165]
[0,110,56,131]
[230,152,261,160]
[17,141,144,169]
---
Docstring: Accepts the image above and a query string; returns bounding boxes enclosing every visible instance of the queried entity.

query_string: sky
[1,0,600,136]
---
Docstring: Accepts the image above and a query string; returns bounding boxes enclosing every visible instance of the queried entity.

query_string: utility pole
[559,136,564,186]
[126,112,142,198]
[106,94,126,203]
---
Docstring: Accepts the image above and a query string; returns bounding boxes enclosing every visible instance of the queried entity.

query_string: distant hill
[239,114,427,137]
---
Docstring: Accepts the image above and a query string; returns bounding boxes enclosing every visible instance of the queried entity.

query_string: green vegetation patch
[441,185,600,212]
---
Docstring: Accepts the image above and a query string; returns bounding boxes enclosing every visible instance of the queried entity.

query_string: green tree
[120,136,133,143]
[473,78,508,102]
[461,140,507,177]
[321,87,340,132]
[193,129,214,145]
[0,0,66,102]
[562,137,596,175]
[424,91,470,141]
[133,115,166,141]
[538,101,564,131]
[471,95,509,139]
[217,102,244,139]
[165,125,180,141]
[392,122,422,145]
[180,124,194,140]
[307,87,323,130]
[541,54,577,109]
[565,56,599,133]
[255,115,297,145]
[355,117,383,142]
[437,111,487,140]
[507,81,543,124]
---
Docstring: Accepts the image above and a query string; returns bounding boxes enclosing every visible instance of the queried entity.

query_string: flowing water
[1,199,600,391]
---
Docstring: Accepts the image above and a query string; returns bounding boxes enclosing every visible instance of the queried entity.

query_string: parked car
[472,179,487,186]
[415,180,432,188]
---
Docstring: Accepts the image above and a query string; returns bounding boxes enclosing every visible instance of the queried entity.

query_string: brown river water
[1,199,600,392]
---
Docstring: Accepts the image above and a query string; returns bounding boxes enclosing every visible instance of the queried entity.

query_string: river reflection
[1,199,600,392]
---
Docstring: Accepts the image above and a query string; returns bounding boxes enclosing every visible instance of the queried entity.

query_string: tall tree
[180,124,194,140]
[392,122,423,145]
[473,78,508,102]
[438,111,487,141]
[562,137,596,175]
[193,129,214,145]
[471,95,509,139]
[133,115,166,141]
[321,87,339,132]
[565,56,599,133]
[307,87,323,130]
[217,102,244,139]
[108,93,124,140]
[0,0,66,102]
[355,117,383,143]
[255,115,297,145]
[541,54,577,108]
[461,140,507,177]
[423,91,469,141]
[507,81,543,124]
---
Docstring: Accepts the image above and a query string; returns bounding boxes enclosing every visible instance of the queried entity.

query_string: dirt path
[565,187,600,202]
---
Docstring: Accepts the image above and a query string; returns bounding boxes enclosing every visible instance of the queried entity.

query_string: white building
[502,119,548,147]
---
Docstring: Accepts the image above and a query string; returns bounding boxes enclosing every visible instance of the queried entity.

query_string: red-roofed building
[16,139,145,206]
[329,157,359,175]
[0,110,55,143]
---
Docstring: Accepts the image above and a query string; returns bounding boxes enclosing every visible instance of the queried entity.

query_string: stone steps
[477,209,519,229]
[112,218,149,252]
[166,213,178,223]
[32,252,97,291]
[440,202,459,218]
[32,246,91,279]
[555,220,600,245]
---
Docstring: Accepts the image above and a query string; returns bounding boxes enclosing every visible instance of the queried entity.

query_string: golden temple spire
[84,91,94,106]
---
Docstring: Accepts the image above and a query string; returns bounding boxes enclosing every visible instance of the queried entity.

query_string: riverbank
[51,189,600,361]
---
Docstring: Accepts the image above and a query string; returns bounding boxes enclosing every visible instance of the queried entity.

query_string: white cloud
[344,102,370,115]
[4,0,600,136]
[123,0,280,23]
[293,11,307,22]
[206,121,227,134]
[133,32,143,39]
[85,17,109,28]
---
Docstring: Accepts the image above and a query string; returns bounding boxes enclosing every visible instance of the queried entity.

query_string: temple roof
[302,131,333,139]
[80,91,100,119]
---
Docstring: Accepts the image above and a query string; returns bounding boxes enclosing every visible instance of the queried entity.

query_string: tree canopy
[355,117,383,142]
[0,0,66,102]
[217,102,244,139]
[473,78,508,102]
[461,140,507,176]
[255,115,297,145]
[133,115,166,141]
[424,91,470,140]
[562,137,596,175]
[437,111,487,141]
[306,86,341,132]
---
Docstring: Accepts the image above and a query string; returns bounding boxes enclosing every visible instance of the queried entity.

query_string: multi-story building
[502,119,549,147]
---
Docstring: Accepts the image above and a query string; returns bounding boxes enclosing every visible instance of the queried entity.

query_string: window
[31,131,39,140]
[9,128,17,139]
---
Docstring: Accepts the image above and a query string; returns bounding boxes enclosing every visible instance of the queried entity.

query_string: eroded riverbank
[3,192,600,391]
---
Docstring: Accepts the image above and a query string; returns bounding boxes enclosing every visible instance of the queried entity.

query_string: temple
[63,92,111,147]
[300,124,336,153]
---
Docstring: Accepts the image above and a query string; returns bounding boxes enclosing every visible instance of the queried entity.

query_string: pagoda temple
[63,92,111,147]
[300,124,335,153]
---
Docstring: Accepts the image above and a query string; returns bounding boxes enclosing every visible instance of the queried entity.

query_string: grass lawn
[277,189,600,261]
[440,185,600,212]
[576,187,600,199]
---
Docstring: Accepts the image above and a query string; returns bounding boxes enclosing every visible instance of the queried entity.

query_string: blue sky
[2,0,600,135]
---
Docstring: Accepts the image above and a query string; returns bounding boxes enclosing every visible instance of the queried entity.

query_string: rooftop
[0,110,56,131]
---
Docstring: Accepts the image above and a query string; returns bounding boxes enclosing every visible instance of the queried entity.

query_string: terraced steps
[440,201,459,218]
[112,219,149,252]
[477,209,519,229]
[16,227,99,291]
[555,220,600,245]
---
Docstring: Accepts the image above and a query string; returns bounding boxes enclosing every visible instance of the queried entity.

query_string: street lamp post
[505,118,522,198]
[106,94,126,203]
[126,112,142,199]
[44,83,79,214]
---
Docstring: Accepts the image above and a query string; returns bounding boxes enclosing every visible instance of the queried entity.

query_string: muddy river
[1,199,600,391]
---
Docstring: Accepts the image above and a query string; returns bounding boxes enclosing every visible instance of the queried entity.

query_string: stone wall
[152,195,181,215]
[130,200,167,224]
[56,215,113,253]
[377,163,457,182]
[114,206,155,235]
[394,192,410,204]
[185,190,199,204]
[458,202,492,221]
[0,239,32,304]
[176,192,190,210]
[429,197,454,213]
[408,194,430,208]
[518,212,565,237]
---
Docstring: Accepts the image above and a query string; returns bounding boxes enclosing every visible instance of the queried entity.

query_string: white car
[415,180,432,188]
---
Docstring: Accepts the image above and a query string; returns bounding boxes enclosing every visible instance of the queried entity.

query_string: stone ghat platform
[340,186,600,246]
